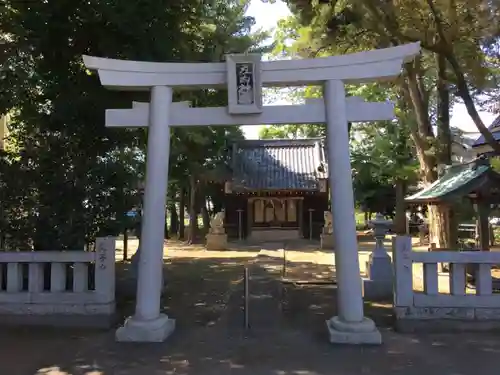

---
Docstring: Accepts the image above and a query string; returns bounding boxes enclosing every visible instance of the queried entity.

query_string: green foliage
[490,156,500,172]
[264,13,421,212]
[282,0,500,156]
[0,0,266,249]
[351,119,419,206]
[259,124,324,139]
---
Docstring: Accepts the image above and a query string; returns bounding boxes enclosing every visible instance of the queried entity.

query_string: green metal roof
[405,159,495,203]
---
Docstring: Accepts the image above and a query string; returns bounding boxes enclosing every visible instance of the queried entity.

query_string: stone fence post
[95,237,116,304]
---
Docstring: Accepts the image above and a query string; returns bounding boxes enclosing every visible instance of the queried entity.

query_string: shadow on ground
[1,251,500,375]
[115,257,253,331]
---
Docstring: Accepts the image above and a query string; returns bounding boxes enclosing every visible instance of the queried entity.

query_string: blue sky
[243,0,496,140]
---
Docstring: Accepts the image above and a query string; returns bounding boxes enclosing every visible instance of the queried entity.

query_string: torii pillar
[324,80,380,343]
[115,86,175,342]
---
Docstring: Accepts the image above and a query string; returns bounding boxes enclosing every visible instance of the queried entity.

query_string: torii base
[326,316,382,345]
[116,314,175,343]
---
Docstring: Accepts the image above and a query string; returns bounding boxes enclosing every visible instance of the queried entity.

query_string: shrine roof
[231,138,328,191]
[472,115,500,147]
[405,158,500,204]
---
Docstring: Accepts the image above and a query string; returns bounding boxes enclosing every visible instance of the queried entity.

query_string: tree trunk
[179,186,185,240]
[393,179,406,234]
[187,175,198,244]
[201,204,210,233]
[476,199,491,250]
[436,52,452,165]
[364,211,370,228]
[403,62,436,184]
[402,59,458,248]
[167,186,178,237]
[428,52,457,249]
[169,203,178,237]
[428,203,457,249]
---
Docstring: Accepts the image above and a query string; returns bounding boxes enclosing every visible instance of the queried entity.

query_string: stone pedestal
[320,225,334,249]
[206,231,227,250]
[116,313,175,342]
[320,232,334,249]
[326,316,382,345]
[363,253,393,300]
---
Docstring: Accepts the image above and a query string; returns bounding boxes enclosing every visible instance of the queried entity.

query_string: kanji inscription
[97,242,107,269]
[226,53,262,114]
[235,62,255,105]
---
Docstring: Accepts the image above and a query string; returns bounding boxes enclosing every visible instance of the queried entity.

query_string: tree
[0,0,265,249]
[351,117,419,231]
[259,124,325,139]
[275,0,500,247]
[166,4,266,243]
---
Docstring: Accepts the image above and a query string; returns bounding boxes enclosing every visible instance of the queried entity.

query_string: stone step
[248,229,301,242]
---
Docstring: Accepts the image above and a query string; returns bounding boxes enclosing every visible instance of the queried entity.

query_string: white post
[95,237,116,307]
[324,80,381,344]
[115,86,175,342]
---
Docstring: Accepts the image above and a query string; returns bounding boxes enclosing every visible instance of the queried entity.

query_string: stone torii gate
[83,43,420,344]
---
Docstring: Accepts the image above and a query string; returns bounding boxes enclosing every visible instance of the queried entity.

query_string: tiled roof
[472,115,500,147]
[231,138,328,191]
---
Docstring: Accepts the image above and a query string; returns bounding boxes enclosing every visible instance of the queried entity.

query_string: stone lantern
[369,213,393,259]
[363,213,394,299]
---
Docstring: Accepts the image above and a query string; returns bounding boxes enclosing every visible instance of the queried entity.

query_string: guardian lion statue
[210,210,225,234]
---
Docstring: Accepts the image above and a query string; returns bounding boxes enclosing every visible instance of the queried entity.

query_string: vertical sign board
[226,54,263,114]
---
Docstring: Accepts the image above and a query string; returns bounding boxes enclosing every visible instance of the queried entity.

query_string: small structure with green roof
[405,157,500,249]
[405,158,500,204]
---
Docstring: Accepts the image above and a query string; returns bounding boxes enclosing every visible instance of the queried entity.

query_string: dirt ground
[1,238,500,375]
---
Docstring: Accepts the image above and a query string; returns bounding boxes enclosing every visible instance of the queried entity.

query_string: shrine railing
[392,236,500,330]
[0,237,115,327]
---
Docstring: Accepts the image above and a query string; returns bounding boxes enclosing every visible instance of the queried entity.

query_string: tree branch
[425,0,500,155]
[405,60,433,138]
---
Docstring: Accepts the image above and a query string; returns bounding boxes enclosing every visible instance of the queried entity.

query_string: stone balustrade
[393,235,500,332]
[0,237,115,327]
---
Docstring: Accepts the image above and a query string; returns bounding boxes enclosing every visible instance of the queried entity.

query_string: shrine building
[223,138,329,242]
